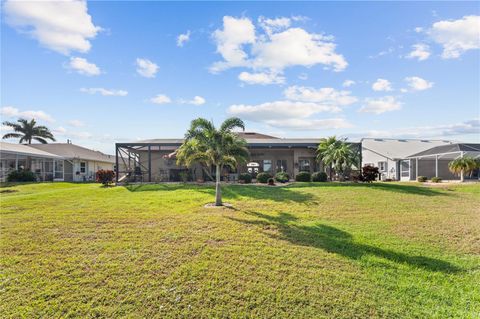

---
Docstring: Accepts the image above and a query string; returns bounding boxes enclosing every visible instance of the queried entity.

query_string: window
[80,162,86,173]
[276,160,287,172]
[299,159,310,172]
[378,161,387,172]
[263,160,272,173]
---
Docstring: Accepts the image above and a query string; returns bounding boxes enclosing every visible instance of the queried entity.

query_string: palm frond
[219,117,245,133]
[2,133,22,140]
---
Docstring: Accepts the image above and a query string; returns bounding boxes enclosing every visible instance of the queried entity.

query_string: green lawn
[1,182,479,318]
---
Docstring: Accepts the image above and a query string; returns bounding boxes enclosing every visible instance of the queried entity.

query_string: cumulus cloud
[359,96,402,114]
[283,86,357,106]
[150,94,171,104]
[0,106,55,122]
[177,30,191,47]
[372,78,393,92]
[80,88,128,96]
[3,0,101,55]
[406,43,431,61]
[428,15,480,59]
[210,16,347,83]
[263,118,352,130]
[67,57,101,76]
[404,76,434,91]
[238,71,285,85]
[68,120,85,127]
[136,58,159,78]
[180,96,206,105]
[342,80,355,87]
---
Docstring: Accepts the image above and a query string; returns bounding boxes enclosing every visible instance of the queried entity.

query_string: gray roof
[361,138,452,160]
[29,143,115,163]
[0,142,63,159]
[408,143,480,158]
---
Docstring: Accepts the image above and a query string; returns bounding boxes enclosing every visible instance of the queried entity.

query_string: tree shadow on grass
[288,182,451,197]
[228,211,460,273]
[125,183,315,203]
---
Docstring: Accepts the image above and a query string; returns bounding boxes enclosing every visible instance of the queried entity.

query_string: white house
[361,138,452,181]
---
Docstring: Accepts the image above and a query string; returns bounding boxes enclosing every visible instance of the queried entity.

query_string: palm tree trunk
[215,165,222,206]
[329,163,333,181]
[461,169,464,182]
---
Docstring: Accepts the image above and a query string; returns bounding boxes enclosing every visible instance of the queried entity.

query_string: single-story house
[361,138,452,181]
[0,142,64,182]
[404,143,480,181]
[29,142,115,182]
[115,132,361,182]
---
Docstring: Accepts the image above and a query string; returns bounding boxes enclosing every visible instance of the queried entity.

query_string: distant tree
[448,156,477,182]
[176,117,249,206]
[2,118,55,144]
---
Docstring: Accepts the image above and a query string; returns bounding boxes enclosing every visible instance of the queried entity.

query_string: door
[400,160,410,181]
[54,160,64,181]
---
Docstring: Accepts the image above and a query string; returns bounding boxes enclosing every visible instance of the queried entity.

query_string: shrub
[179,171,189,183]
[267,178,275,185]
[7,170,36,182]
[238,173,252,184]
[417,176,427,182]
[256,172,272,183]
[96,169,115,186]
[431,177,442,183]
[362,165,379,183]
[295,171,311,182]
[312,171,328,182]
[274,171,289,183]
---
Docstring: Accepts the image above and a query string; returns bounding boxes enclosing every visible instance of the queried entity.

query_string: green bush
[238,173,252,184]
[312,171,328,182]
[431,177,442,183]
[295,171,311,182]
[256,172,272,183]
[274,171,289,183]
[7,170,37,182]
[417,176,427,182]
[267,178,275,185]
[96,170,115,186]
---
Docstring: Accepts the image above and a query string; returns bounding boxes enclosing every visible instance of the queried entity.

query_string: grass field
[1,182,479,318]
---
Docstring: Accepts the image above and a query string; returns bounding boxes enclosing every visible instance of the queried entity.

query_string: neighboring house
[405,143,480,181]
[0,142,64,182]
[361,138,452,181]
[29,142,115,182]
[115,132,361,182]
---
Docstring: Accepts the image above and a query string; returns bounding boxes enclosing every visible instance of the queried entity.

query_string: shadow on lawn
[288,182,450,197]
[229,211,460,273]
[125,183,315,203]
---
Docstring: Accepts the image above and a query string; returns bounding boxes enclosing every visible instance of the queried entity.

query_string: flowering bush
[96,169,115,186]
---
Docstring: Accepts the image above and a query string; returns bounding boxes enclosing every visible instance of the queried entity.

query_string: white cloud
[342,80,355,87]
[68,120,85,127]
[404,76,434,91]
[180,96,206,105]
[406,43,431,61]
[372,78,393,92]
[177,30,191,47]
[238,71,285,85]
[67,57,101,76]
[283,86,357,105]
[414,27,424,33]
[298,73,308,80]
[80,88,128,96]
[0,106,55,122]
[359,96,402,114]
[3,0,100,55]
[428,15,480,59]
[263,118,352,130]
[53,126,67,134]
[210,16,347,79]
[150,94,171,104]
[136,58,159,78]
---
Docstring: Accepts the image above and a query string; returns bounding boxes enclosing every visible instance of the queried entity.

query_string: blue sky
[1,1,479,153]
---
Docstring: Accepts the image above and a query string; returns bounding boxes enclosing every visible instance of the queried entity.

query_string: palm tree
[448,156,477,182]
[176,117,249,206]
[2,118,55,144]
[316,136,357,181]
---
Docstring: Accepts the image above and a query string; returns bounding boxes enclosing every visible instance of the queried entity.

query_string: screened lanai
[404,143,480,181]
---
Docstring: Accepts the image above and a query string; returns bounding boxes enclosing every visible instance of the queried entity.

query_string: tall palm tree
[176,117,249,206]
[316,136,357,181]
[316,136,339,181]
[2,118,55,144]
[448,156,477,182]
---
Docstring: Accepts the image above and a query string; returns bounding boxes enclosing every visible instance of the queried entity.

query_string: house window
[378,161,387,172]
[299,159,310,172]
[263,160,272,173]
[80,162,86,173]
[276,160,287,172]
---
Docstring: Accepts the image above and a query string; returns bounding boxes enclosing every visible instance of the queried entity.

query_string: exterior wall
[71,159,114,182]
[362,148,399,180]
